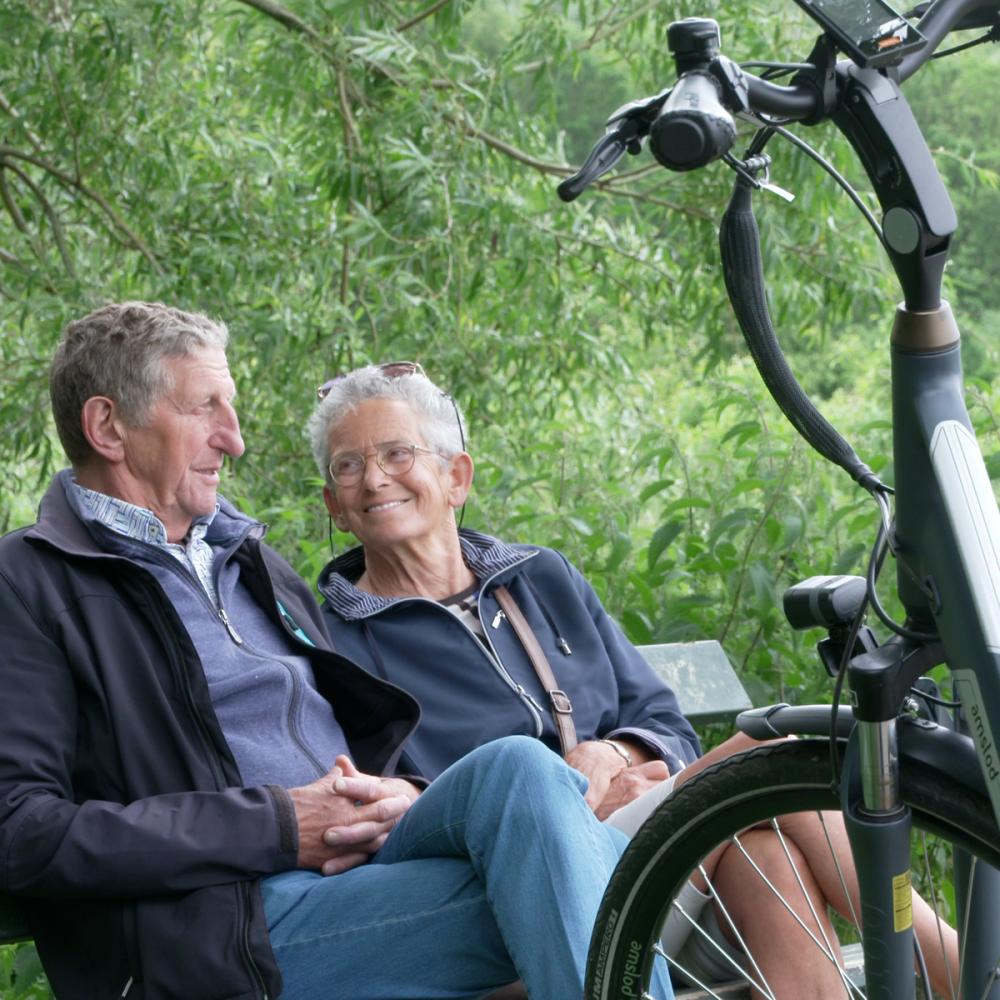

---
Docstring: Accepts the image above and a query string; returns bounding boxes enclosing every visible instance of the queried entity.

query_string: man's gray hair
[50,301,229,464]
[308,365,467,484]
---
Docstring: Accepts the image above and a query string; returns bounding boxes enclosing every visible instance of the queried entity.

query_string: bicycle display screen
[792,0,928,67]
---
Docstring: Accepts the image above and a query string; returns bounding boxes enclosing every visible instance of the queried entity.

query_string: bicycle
[558,1,1000,998]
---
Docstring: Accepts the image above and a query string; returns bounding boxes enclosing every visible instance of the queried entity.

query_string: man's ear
[447,452,474,509]
[79,396,127,463]
[323,484,348,530]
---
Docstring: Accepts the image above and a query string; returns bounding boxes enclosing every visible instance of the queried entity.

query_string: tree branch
[231,0,326,44]
[514,0,662,74]
[0,158,77,279]
[396,0,453,32]
[0,89,45,153]
[0,146,164,277]
[452,118,711,219]
[0,167,30,234]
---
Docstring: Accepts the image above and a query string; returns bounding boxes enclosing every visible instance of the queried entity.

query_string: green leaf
[647,520,683,570]
[638,478,674,504]
[11,944,44,999]
[604,531,632,573]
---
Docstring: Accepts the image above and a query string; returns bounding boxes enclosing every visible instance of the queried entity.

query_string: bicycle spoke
[818,810,863,933]
[917,829,957,1000]
[722,830,867,999]
[697,860,779,1000]
[959,854,976,995]
[974,964,1000,1000]
[765,819,845,968]
[661,886,777,999]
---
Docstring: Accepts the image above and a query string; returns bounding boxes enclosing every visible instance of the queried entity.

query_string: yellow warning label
[893,871,913,933]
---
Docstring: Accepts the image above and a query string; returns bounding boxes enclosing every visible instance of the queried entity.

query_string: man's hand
[594,760,671,820]
[288,756,418,876]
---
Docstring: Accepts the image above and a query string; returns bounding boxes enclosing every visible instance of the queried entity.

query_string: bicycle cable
[742,119,886,244]
[932,24,1000,58]
[912,688,961,710]
[866,515,939,643]
[829,489,888,784]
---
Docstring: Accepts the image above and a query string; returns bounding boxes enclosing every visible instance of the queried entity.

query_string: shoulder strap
[494,584,577,755]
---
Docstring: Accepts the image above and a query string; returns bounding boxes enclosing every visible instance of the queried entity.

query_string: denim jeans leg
[374,736,674,1000]
[263,861,519,999]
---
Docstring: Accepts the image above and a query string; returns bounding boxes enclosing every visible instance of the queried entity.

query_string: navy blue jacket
[0,479,419,1000]
[319,530,700,781]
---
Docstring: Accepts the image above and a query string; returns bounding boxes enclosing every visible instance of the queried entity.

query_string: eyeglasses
[317,360,468,525]
[317,361,426,401]
[328,440,436,487]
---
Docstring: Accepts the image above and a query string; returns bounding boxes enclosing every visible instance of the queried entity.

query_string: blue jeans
[263,736,672,999]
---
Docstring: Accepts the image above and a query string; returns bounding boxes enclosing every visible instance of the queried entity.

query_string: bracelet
[600,738,633,767]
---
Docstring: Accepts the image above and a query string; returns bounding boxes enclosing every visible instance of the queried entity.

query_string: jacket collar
[26,469,263,558]
[318,528,536,621]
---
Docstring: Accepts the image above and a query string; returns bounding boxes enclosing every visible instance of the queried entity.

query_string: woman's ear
[323,484,348,530]
[447,452,474,508]
[80,396,127,464]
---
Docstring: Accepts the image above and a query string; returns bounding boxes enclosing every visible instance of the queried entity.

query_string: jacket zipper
[359,600,544,736]
[142,574,268,997]
[341,555,547,737]
[35,523,272,997]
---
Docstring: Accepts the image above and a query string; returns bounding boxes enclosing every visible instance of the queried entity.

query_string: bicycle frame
[823,19,1000,997]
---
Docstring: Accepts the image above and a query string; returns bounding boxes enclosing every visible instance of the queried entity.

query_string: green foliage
[0,942,49,1000]
[2,0,998,700]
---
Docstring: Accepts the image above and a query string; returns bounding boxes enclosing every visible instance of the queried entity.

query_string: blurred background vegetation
[2,0,999,993]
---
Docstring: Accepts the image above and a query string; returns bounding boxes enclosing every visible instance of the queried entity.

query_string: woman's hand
[564,739,638,813]
[594,760,671,820]
[288,755,419,875]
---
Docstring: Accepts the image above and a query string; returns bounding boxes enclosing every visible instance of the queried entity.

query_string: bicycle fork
[842,718,919,1000]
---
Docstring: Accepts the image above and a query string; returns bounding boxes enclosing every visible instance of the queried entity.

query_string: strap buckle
[550,690,573,715]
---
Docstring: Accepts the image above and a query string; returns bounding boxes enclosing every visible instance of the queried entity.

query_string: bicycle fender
[737,703,987,797]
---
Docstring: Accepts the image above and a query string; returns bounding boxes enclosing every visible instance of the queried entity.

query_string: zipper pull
[491,609,506,629]
[556,637,572,655]
[219,607,243,645]
[517,684,545,714]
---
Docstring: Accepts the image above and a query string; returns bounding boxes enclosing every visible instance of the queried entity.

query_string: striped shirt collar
[319,528,536,620]
[64,471,236,603]
[69,477,218,548]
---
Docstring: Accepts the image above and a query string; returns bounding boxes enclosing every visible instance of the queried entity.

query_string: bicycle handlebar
[560,0,994,201]
[557,0,994,494]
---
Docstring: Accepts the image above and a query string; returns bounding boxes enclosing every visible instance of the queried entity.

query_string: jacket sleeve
[0,570,299,901]
[558,554,702,773]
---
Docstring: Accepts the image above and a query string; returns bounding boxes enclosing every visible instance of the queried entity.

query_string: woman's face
[322,397,469,552]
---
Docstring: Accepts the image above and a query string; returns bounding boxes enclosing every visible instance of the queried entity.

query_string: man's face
[118,347,244,541]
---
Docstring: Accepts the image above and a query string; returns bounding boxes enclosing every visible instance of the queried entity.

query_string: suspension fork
[842,720,918,1000]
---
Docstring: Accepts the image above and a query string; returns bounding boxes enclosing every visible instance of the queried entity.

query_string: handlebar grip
[720,179,878,490]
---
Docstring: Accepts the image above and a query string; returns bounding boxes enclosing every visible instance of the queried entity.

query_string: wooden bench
[1,640,754,996]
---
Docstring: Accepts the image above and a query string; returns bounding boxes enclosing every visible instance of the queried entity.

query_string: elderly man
[0,302,672,1000]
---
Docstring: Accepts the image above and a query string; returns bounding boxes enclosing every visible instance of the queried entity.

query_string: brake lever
[557,87,670,203]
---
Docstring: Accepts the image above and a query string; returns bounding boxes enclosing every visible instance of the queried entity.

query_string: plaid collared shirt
[71,481,220,605]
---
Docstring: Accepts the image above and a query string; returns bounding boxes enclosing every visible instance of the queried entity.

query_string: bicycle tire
[587,739,1000,1000]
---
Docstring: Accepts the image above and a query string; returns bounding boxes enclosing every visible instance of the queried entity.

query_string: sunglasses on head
[316,361,426,401]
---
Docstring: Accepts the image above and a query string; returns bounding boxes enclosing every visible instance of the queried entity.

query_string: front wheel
[587,740,1000,1000]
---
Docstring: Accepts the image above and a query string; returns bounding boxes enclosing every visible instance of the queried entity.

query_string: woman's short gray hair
[308,365,467,483]
[50,301,229,464]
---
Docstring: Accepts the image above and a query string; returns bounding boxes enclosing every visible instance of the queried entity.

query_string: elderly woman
[308,362,957,998]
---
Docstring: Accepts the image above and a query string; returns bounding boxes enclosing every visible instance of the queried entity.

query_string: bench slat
[638,640,751,725]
